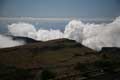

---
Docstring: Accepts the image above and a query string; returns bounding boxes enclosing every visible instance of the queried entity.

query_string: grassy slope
[0,38,120,80]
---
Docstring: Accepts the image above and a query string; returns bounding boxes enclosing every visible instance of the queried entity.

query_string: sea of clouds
[0,16,120,51]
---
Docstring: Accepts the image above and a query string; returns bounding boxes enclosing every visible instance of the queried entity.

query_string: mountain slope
[0,39,120,80]
[0,38,95,68]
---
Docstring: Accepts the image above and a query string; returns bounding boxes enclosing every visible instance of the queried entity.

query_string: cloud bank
[0,35,25,48]
[64,16,120,50]
[8,22,37,39]
[1,16,120,50]
[8,22,64,41]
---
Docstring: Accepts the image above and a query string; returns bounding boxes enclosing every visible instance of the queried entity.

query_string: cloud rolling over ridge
[1,16,120,50]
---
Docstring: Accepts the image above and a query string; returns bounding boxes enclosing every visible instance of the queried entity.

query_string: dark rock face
[11,36,40,44]
[100,47,120,54]
[0,39,120,80]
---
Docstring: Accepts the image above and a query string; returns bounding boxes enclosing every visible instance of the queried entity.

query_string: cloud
[8,22,37,39]
[36,29,63,41]
[64,16,120,51]
[7,16,120,51]
[8,22,63,41]
[0,34,25,48]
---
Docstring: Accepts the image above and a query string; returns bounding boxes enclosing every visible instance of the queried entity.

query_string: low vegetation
[0,38,120,80]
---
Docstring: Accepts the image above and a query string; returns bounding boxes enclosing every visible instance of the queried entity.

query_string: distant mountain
[11,36,40,43]
[0,39,120,80]
[6,35,40,43]
[100,47,120,54]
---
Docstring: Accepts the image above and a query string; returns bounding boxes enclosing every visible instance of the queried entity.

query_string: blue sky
[0,0,120,18]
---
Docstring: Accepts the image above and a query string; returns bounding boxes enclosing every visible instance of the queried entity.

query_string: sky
[0,0,120,18]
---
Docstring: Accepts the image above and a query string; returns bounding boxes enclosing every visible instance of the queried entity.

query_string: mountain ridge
[0,38,120,80]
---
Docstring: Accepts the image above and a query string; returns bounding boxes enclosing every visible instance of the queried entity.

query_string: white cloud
[0,35,25,48]
[64,16,120,51]
[6,16,120,50]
